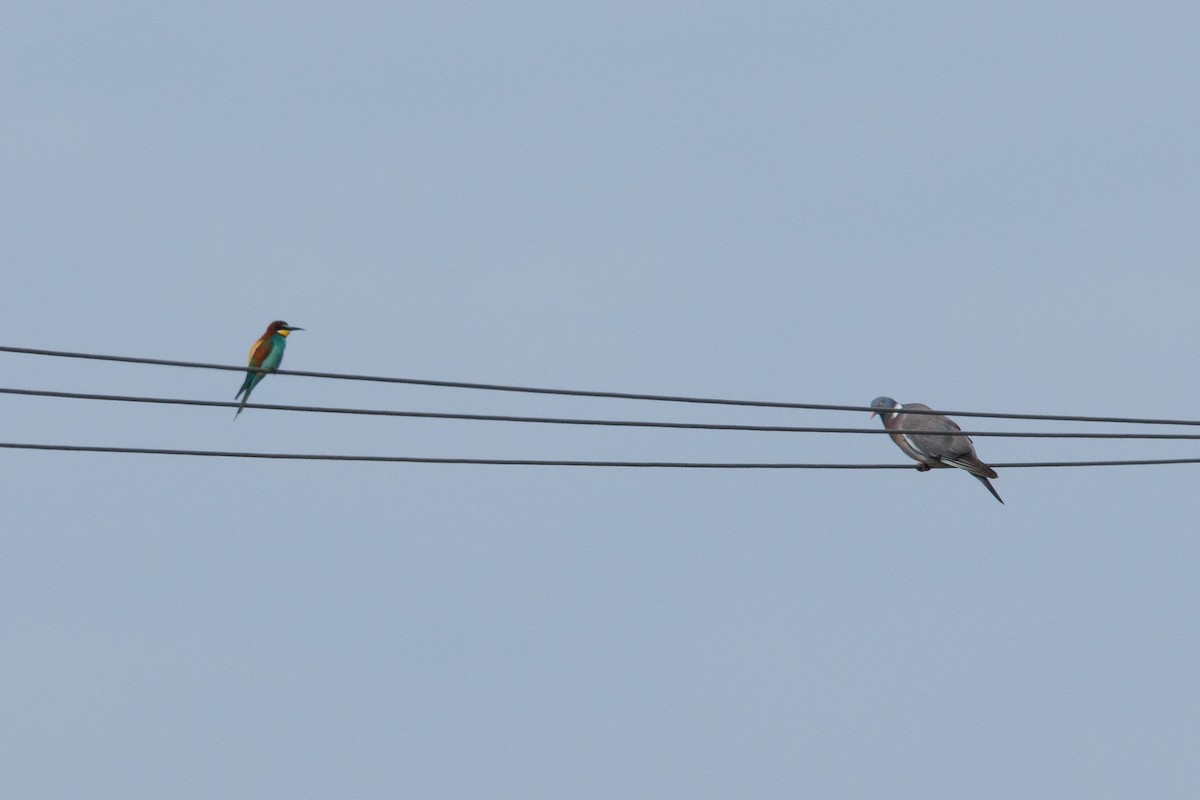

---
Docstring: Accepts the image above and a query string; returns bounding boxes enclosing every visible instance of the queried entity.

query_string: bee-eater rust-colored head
[266,320,304,337]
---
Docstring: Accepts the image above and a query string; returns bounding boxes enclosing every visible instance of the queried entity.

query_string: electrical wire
[4,344,1198,426]
[3,441,1200,468]
[5,386,1200,440]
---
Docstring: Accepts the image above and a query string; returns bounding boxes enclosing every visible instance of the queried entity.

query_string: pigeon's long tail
[946,455,998,480]
[942,455,1002,503]
[973,474,1005,504]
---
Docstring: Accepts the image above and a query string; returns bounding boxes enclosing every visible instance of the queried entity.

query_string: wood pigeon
[870,396,1003,504]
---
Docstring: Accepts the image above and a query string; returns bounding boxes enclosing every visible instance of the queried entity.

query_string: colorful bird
[870,396,1004,504]
[234,320,303,418]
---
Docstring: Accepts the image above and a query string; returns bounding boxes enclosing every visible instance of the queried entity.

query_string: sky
[3,2,1199,797]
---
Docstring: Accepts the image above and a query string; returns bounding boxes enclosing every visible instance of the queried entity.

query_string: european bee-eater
[234,320,303,418]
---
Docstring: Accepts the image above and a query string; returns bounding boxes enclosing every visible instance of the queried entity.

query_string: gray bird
[869,396,1003,504]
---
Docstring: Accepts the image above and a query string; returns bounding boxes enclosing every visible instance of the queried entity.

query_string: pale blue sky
[3,3,1199,798]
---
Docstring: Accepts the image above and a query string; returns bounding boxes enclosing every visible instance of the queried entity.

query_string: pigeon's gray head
[869,396,900,419]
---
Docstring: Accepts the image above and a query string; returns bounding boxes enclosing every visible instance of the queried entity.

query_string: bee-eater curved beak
[285,326,304,331]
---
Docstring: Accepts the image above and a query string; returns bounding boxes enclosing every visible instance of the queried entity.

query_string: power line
[5,344,1199,427]
[3,441,1200,469]
[0,442,906,467]
[7,386,1200,440]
